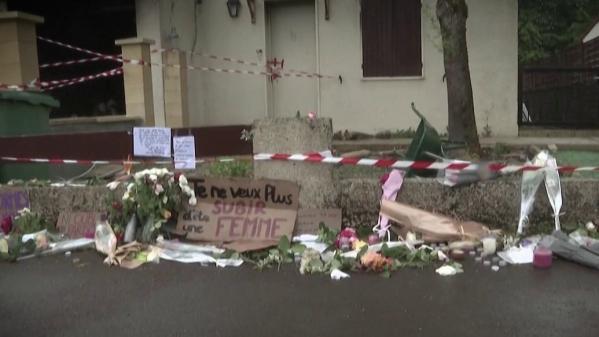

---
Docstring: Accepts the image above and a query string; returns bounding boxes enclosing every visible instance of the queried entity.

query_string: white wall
[136,0,518,136]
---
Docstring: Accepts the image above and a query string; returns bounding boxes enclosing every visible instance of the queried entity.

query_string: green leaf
[277,235,290,253]
[317,223,338,246]
[290,243,306,255]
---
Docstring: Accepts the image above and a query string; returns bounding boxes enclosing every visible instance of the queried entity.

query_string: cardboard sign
[133,127,172,157]
[56,212,104,238]
[0,188,30,219]
[177,178,299,245]
[173,135,196,170]
[294,208,342,235]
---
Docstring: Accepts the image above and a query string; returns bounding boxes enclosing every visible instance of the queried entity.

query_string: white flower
[188,196,197,206]
[134,171,146,180]
[122,192,130,201]
[586,222,596,232]
[158,168,169,176]
[154,184,164,195]
[18,207,31,215]
[182,185,194,197]
[179,175,188,186]
[162,196,168,204]
[106,181,120,190]
[149,174,158,182]
[127,183,135,192]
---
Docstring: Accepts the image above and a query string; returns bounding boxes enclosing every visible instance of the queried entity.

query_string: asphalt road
[1,251,599,337]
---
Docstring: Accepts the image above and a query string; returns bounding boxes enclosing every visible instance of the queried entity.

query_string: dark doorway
[7,0,136,118]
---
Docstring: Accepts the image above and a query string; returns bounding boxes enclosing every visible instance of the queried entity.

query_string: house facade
[136,0,518,136]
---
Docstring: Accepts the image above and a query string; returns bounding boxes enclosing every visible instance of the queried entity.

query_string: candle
[533,247,552,269]
[481,237,497,256]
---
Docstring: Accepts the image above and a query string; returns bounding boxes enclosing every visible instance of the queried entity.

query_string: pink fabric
[375,169,405,237]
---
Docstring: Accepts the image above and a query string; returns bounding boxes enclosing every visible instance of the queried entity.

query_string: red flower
[174,172,182,183]
[1,216,13,235]
[112,201,123,211]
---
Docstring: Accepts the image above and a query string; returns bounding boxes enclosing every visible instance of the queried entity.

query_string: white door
[266,0,317,117]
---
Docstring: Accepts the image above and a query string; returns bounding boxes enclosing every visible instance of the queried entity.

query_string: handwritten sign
[0,188,30,219]
[177,178,299,244]
[56,212,104,238]
[294,208,342,235]
[133,127,172,158]
[173,136,196,170]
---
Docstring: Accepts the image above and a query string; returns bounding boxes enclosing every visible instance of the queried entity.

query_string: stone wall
[3,176,598,232]
[341,177,599,230]
[27,186,107,225]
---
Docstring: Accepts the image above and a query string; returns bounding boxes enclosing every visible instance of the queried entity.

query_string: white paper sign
[174,136,196,170]
[133,127,172,158]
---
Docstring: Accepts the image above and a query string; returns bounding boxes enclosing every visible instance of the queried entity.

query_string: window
[361,0,422,77]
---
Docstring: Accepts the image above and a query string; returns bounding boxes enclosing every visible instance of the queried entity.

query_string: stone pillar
[163,50,188,127]
[0,11,44,85]
[253,118,339,209]
[115,37,155,126]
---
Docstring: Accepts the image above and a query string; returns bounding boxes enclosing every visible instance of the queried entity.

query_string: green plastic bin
[0,90,60,182]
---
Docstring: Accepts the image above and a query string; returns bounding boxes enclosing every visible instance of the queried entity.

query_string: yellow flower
[162,209,172,219]
[352,240,367,251]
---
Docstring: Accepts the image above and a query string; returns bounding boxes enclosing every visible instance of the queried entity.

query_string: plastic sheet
[155,237,242,267]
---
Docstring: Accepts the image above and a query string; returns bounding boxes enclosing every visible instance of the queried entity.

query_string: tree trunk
[436,0,481,156]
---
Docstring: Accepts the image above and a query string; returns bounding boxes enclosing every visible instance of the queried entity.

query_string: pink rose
[335,228,358,248]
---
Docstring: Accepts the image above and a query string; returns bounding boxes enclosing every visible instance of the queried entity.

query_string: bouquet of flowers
[0,208,51,261]
[105,168,196,243]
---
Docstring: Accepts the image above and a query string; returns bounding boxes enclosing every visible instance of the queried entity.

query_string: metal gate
[520,67,599,127]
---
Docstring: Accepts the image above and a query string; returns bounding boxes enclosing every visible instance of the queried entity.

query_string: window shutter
[361,0,422,77]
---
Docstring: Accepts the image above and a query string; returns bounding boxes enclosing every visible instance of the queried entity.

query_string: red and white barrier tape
[253,153,598,173]
[154,47,337,79]
[40,56,122,69]
[43,68,123,91]
[2,154,597,173]
[152,47,263,68]
[38,36,149,66]
[40,36,335,79]
[0,82,39,91]
[1,68,123,92]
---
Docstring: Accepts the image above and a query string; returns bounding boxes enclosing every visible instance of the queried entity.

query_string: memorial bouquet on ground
[105,168,196,244]
[0,208,53,261]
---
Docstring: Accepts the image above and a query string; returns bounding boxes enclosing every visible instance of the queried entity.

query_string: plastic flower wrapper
[95,222,117,264]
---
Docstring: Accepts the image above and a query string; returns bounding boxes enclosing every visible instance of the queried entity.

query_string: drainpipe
[315,0,321,115]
